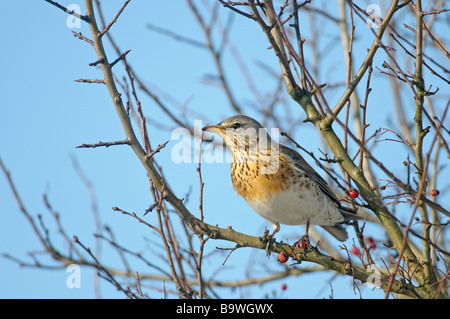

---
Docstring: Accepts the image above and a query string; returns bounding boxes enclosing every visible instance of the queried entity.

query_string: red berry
[350,246,360,256]
[277,252,289,263]
[365,237,376,249]
[301,240,308,250]
[349,189,359,198]
[281,284,287,291]
[295,238,309,250]
[430,189,439,196]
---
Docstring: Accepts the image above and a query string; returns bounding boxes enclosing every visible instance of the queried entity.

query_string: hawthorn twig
[99,0,131,38]
[76,140,130,149]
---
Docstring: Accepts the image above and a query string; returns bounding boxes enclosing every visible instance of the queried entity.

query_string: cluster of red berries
[350,237,377,256]
[365,237,376,249]
[277,254,289,291]
[273,187,444,292]
[350,188,440,198]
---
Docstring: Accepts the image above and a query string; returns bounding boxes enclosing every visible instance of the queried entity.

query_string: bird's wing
[281,145,340,204]
[281,146,362,221]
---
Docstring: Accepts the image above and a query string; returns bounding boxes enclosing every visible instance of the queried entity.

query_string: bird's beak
[202,124,224,134]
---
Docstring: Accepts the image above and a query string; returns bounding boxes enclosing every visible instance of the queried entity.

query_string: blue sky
[1,1,448,299]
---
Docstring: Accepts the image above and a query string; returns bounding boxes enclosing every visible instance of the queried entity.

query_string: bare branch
[44,0,90,22]
[99,0,131,38]
[76,139,130,149]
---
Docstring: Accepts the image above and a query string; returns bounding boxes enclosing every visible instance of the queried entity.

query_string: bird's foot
[294,221,315,251]
[295,234,312,251]
[261,228,276,258]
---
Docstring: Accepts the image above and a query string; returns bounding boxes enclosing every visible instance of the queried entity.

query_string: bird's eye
[233,123,242,129]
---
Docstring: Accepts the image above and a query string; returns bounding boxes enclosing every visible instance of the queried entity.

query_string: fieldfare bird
[202,115,360,247]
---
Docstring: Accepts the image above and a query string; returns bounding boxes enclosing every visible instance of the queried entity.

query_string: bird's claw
[295,234,312,251]
[261,229,276,258]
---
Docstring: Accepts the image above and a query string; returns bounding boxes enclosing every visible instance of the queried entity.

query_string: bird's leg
[299,220,311,250]
[261,223,279,258]
[260,228,273,257]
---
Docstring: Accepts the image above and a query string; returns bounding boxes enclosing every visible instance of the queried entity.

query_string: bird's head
[202,115,269,150]
[203,115,280,174]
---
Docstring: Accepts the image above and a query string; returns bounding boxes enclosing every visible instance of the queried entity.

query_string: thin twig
[44,0,89,22]
[76,139,130,149]
[110,49,131,68]
[145,141,169,159]
[99,0,131,38]
[328,0,401,123]
[73,236,131,296]
[218,0,256,20]
[71,31,94,45]
[112,206,159,232]
[74,78,105,84]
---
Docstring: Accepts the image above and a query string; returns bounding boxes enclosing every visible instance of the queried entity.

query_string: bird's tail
[321,207,365,241]
[338,206,364,221]
[320,225,348,242]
